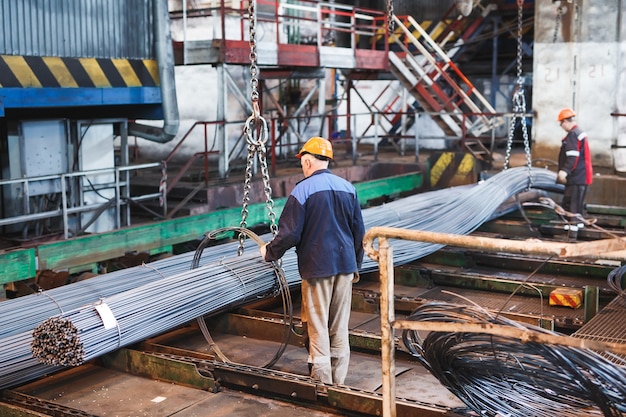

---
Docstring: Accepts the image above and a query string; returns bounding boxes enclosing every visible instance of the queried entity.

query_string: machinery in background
[0,0,178,244]
[2,119,130,239]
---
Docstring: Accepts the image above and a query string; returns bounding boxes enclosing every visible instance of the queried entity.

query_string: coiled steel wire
[192,227,294,369]
[402,302,626,417]
[608,264,626,297]
[1,167,559,388]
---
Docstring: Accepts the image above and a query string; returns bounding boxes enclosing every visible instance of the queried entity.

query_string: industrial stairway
[381,2,504,162]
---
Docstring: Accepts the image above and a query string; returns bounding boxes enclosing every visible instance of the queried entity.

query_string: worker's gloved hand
[352,271,360,283]
[556,170,568,184]
[259,243,268,260]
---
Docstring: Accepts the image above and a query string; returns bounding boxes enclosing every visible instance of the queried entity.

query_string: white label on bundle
[95,303,118,330]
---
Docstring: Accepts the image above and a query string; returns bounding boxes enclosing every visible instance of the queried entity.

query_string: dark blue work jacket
[558,125,593,185]
[265,169,365,280]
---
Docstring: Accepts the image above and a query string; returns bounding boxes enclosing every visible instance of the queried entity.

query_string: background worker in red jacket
[556,108,593,231]
[261,136,365,385]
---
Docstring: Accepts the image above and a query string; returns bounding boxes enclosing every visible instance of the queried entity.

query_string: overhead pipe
[128,0,180,143]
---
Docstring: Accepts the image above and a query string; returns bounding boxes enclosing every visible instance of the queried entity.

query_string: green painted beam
[100,348,216,392]
[0,249,36,285]
[354,172,423,205]
[27,172,421,276]
[37,199,288,271]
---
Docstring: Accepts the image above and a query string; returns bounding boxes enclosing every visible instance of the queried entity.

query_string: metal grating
[419,286,586,325]
[573,295,626,360]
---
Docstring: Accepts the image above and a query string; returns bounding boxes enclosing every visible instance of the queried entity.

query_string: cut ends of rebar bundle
[31,317,85,367]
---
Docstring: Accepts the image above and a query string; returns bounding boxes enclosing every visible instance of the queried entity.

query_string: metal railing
[0,162,164,240]
[153,109,533,185]
[164,121,222,193]
[362,226,626,417]
[172,0,389,56]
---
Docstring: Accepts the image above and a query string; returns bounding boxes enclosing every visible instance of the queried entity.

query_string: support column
[217,64,228,178]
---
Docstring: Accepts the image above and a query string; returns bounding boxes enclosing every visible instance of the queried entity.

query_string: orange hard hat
[557,108,576,121]
[296,136,334,159]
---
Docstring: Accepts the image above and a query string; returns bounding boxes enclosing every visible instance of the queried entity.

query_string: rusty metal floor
[355,280,589,329]
[14,364,340,417]
[9,312,467,417]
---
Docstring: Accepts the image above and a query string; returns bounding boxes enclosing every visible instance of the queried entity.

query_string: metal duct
[128,0,180,143]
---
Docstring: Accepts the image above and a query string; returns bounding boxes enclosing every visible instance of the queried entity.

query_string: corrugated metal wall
[0,0,155,59]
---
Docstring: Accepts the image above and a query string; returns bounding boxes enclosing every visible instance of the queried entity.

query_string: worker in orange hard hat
[556,108,593,233]
[295,136,334,160]
[260,136,364,385]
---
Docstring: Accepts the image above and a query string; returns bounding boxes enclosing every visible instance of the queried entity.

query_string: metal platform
[574,294,626,361]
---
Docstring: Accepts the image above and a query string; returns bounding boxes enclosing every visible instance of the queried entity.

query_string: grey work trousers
[300,273,353,385]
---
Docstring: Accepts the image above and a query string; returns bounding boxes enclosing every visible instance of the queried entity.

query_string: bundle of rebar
[0,166,560,388]
[30,252,300,366]
[0,243,273,388]
[359,166,559,271]
[402,302,626,417]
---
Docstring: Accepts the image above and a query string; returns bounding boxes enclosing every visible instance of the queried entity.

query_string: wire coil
[402,302,626,417]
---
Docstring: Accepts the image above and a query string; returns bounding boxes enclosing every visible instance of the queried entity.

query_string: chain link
[248,0,259,106]
[237,0,278,255]
[504,0,532,187]
[552,1,563,43]
[386,0,394,36]
[238,116,278,255]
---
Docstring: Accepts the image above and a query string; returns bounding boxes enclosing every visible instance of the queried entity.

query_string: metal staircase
[382,3,504,162]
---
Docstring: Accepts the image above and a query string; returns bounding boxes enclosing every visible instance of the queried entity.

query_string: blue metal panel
[0,87,162,109]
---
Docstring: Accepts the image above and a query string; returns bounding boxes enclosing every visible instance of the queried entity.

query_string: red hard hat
[557,108,576,121]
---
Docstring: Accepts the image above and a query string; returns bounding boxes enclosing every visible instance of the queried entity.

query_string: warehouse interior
[1,1,626,416]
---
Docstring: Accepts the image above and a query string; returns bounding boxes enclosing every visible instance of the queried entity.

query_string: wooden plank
[364,226,626,260]
[392,320,626,356]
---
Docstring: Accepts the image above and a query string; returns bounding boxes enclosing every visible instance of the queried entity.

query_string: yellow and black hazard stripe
[0,55,159,88]
[428,151,476,189]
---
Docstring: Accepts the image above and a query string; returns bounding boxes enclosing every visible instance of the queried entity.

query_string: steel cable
[192,226,293,369]
[402,302,626,417]
[608,264,626,297]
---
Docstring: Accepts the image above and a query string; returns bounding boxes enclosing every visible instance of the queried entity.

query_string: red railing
[171,0,389,62]
[164,121,221,193]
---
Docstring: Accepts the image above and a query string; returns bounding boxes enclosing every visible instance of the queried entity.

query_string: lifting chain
[552,0,564,43]
[386,0,395,35]
[503,0,532,187]
[248,0,260,106]
[239,0,278,256]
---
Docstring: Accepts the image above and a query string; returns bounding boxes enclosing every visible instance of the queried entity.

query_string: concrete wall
[532,0,624,172]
